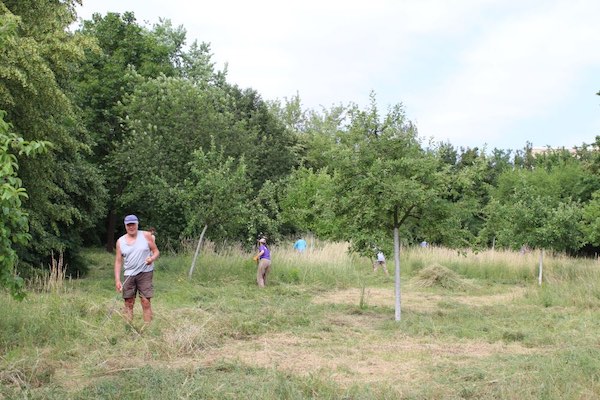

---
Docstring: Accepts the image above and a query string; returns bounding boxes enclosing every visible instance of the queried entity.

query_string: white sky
[75,0,600,151]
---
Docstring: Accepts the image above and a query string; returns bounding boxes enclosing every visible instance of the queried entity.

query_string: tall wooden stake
[394,207,401,321]
[188,225,208,279]
[538,248,544,286]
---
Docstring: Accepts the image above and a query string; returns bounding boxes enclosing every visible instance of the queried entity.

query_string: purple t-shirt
[259,244,270,260]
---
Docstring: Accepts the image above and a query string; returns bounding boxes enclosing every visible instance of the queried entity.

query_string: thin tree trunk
[538,249,544,286]
[394,207,401,322]
[188,225,208,279]
[105,208,116,253]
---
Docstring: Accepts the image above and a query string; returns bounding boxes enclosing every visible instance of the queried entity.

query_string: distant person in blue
[420,241,429,248]
[255,237,271,288]
[293,237,307,253]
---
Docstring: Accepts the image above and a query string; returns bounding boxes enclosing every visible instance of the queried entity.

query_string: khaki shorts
[122,271,154,299]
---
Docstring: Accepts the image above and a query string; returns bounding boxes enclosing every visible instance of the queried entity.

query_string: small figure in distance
[293,237,307,253]
[255,237,271,288]
[373,250,389,275]
[520,244,531,254]
[420,240,429,248]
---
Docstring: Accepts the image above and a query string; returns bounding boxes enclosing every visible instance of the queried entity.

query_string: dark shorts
[122,271,154,299]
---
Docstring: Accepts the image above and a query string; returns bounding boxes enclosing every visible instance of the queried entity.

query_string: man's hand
[116,281,122,292]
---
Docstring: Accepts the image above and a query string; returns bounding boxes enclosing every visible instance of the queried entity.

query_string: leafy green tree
[299,105,353,170]
[581,190,600,246]
[499,155,593,204]
[113,68,295,247]
[76,12,183,154]
[112,73,239,243]
[574,137,600,203]
[181,41,227,86]
[1,1,106,274]
[419,144,490,248]
[532,148,600,202]
[513,142,536,170]
[248,179,285,245]
[224,86,298,188]
[436,141,458,166]
[184,144,254,244]
[481,169,585,252]
[578,136,600,248]
[0,111,48,298]
[75,12,186,250]
[267,93,306,134]
[331,99,450,256]
[485,148,514,187]
[328,97,453,321]
[279,167,340,238]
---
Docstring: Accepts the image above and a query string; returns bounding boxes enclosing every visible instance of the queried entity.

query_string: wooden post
[394,207,401,322]
[538,248,544,286]
[394,226,402,321]
[188,225,208,279]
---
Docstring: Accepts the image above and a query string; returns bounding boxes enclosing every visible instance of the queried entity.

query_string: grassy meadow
[2,242,600,399]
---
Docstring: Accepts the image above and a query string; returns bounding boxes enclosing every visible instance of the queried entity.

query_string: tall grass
[25,252,70,293]
[402,245,600,285]
[183,240,371,290]
[273,241,368,287]
[185,241,600,298]
[3,244,600,399]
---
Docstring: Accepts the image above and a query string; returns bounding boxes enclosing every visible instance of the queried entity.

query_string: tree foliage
[184,143,254,245]
[481,168,585,252]
[0,111,48,298]
[1,0,106,274]
[74,12,189,249]
[2,3,599,282]
[326,97,452,257]
[581,190,600,246]
[279,167,339,238]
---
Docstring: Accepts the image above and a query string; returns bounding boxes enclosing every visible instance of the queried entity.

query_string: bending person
[256,237,271,288]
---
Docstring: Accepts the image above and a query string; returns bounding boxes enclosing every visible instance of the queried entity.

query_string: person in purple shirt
[255,237,271,288]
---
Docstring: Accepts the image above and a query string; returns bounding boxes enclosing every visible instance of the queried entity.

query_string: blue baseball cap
[124,215,139,224]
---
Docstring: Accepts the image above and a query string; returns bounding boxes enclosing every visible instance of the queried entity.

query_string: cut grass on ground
[2,245,600,399]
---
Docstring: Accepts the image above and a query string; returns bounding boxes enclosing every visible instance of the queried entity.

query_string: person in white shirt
[114,215,160,325]
[374,251,389,275]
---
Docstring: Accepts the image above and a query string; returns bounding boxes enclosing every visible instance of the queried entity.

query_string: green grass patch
[2,244,600,399]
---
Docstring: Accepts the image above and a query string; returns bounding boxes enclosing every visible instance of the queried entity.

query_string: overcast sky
[75,0,600,151]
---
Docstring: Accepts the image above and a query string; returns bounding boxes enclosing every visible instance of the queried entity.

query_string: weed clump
[411,264,470,290]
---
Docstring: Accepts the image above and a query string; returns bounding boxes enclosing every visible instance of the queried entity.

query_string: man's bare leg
[140,297,152,323]
[124,297,135,323]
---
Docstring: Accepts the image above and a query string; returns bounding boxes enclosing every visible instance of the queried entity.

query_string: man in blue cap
[114,214,160,325]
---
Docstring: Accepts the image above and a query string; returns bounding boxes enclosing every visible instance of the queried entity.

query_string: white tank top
[119,231,154,276]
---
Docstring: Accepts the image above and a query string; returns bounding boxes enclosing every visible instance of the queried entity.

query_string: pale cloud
[411,0,600,148]
[76,0,600,150]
